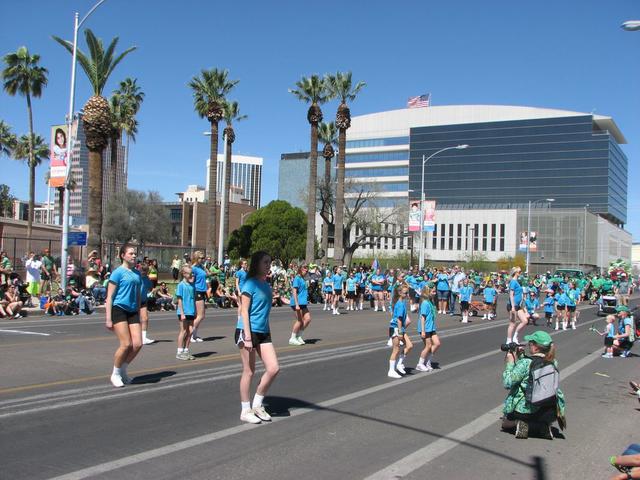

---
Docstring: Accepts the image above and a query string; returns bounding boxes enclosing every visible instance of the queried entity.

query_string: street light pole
[418,144,469,270]
[60,0,107,291]
[525,198,554,275]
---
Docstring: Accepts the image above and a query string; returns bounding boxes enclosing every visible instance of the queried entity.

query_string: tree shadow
[131,371,176,384]
[264,395,553,477]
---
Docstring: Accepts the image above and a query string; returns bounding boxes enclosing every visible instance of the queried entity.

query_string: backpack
[524,356,559,407]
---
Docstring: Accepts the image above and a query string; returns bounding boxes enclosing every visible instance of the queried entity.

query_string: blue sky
[1,0,639,240]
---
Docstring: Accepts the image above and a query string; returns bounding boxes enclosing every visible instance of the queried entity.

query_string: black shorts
[112,305,140,325]
[290,304,308,311]
[557,305,565,311]
[388,327,404,338]
[178,314,195,322]
[408,288,416,299]
[195,291,207,302]
[41,272,51,281]
[423,330,437,337]
[508,305,521,312]
[357,286,365,295]
[347,291,356,299]
[484,301,494,306]
[567,305,576,312]
[545,312,552,319]
[619,339,634,350]
[334,289,342,296]
[604,337,614,347]
[234,328,272,346]
[460,301,470,310]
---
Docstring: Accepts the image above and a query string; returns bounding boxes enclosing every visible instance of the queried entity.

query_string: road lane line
[363,347,603,480]
[0,329,50,336]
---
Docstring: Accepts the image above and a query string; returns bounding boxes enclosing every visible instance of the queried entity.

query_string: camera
[500,342,525,353]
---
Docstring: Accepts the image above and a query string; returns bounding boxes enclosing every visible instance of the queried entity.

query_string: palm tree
[325,72,365,263]
[0,120,17,157]
[317,121,337,262]
[109,78,144,197]
[222,100,247,252]
[189,68,239,254]
[289,75,330,262]
[2,46,48,249]
[14,134,49,228]
[53,29,136,256]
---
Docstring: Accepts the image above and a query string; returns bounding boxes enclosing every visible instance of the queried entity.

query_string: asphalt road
[0,297,638,480]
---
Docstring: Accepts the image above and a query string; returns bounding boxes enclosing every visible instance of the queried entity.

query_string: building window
[500,223,505,252]
[482,224,488,251]
[473,223,479,251]
[432,224,437,250]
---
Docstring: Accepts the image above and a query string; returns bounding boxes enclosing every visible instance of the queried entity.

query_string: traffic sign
[68,231,87,246]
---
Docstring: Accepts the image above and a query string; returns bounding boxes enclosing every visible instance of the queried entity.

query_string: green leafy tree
[325,72,365,263]
[0,120,18,157]
[189,68,239,254]
[226,224,253,260]
[103,190,171,244]
[0,184,16,217]
[53,29,136,255]
[2,46,48,248]
[289,75,330,262]
[317,121,337,262]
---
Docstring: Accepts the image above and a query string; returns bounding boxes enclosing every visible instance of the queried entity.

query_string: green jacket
[502,354,565,416]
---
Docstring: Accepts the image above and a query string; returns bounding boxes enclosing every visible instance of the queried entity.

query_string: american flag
[407,94,431,108]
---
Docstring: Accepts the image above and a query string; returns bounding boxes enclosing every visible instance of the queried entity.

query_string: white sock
[290,332,297,339]
[418,357,425,366]
[192,327,198,338]
[426,353,433,366]
[506,337,512,344]
[389,360,396,371]
[241,401,251,411]
[252,393,264,409]
[512,336,519,345]
[142,330,147,340]
[177,347,184,354]
[398,354,405,366]
[112,366,121,376]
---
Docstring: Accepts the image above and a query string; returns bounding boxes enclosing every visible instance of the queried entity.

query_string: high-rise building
[52,116,127,225]
[205,154,263,208]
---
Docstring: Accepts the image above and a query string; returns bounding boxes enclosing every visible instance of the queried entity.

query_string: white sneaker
[297,336,306,345]
[240,409,262,424]
[143,337,156,345]
[571,324,576,330]
[289,337,303,346]
[424,365,434,372]
[121,373,132,384]
[396,364,406,374]
[382,306,386,312]
[387,370,402,379]
[415,364,429,372]
[562,326,567,331]
[323,305,327,311]
[374,307,378,312]
[482,314,487,319]
[335,310,341,315]
[191,336,204,343]
[253,405,272,422]
[110,374,124,388]
[386,338,393,347]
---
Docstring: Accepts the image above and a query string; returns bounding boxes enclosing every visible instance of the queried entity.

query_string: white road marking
[0,329,50,336]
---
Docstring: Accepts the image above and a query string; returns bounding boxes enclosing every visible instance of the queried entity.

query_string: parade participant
[175,265,196,360]
[235,259,249,320]
[289,264,311,346]
[542,289,556,328]
[236,251,279,424]
[371,268,386,312]
[138,264,155,345]
[566,282,580,330]
[355,267,366,311]
[416,287,439,372]
[322,271,333,311]
[591,314,616,358]
[346,271,357,311]
[501,331,565,440]
[332,266,344,315]
[503,267,527,349]
[459,278,473,324]
[613,306,635,357]
[483,281,497,319]
[436,267,450,314]
[387,285,413,378]
[555,287,567,330]
[524,291,540,326]
[105,244,142,388]
[190,251,208,343]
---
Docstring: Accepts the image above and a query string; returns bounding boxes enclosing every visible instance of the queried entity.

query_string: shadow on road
[203,336,226,342]
[301,338,321,345]
[193,351,217,358]
[132,370,176,384]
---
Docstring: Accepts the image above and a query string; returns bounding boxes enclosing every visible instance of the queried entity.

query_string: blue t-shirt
[606,323,616,338]
[332,273,344,290]
[371,274,384,291]
[556,293,569,306]
[292,275,308,306]
[436,274,450,291]
[390,300,407,332]
[236,278,272,333]
[346,278,357,292]
[323,277,333,291]
[543,296,555,313]
[405,275,418,290]
[235,269,248,292]
[483,287,496,303]
[355,272,365,287]
[418,300,436,333]
[176,280,196,316]
[109,265,141,312]
[459,286,473,302]
[566,289,579,307]
[192,264,208,293]
[140,276,152,303]
[509,278,523,306]
[525,298,539,313]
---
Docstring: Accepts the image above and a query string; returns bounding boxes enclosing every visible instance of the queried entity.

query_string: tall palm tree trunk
[206,121,219,254]
[222,133,233,252]
[26,93,35,252]
[87,149,103,254]
[321,156,331,263]
[110,133,119,197]
[333,126,346,263]
[306,123,318,262]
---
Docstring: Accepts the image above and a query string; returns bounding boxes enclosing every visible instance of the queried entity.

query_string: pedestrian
[234,259,249,323]
[236,251,279,424]
[613,305,635,357]
[175,265,196,360]
[170,254,182,281]
[555,287,567,330]
[3,284,24,318]
[25,251,42,305]
[370,268,385,312]
[190,251,208,343]
[148,259,159,289]
[346,271,357,311]
[387,284,413,378]
[416,286,439,372]
[504,266,528,349]
[332,266,344,315]
[322,271,333,311]
[459,278,473,324]
[289,264,311,346]
[138,263,155,345]
[525,291,540,326]
[436,268,450,314]
[40,247,57,294]
[591,314,616,358]
[105,244,142,388]
[566,282,580,330]
[483,281,497,319]
[542,289,555,328]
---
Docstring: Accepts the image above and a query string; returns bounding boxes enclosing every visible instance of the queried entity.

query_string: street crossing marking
[0,329,50,336]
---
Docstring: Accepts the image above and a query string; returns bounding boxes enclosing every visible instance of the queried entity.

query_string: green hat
[616,305,630,313]
[524,331,553,347]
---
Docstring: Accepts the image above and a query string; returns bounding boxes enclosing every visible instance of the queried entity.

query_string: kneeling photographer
[501,331,566,439]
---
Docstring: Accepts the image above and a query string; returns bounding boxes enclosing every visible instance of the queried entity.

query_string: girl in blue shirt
[505,266,528,349]
[388,285,413,378]
[234,259,249,324]
[483,281,497,320]
[524,291,540,326]
[555,288,568,330]
[566,282,580,330]
[542,290,556,328]
[332,267,344,315]
[322,272,333,311]
[236,251,279,424]
[371,268,386,312]
[190,251,208,343]
[416,287,439,372]
[176,266,196,360]
[436,269,450,314]
[459,279,474,324]
[289,264,311,346]
[346,272,357,311]
[105,244,142,388]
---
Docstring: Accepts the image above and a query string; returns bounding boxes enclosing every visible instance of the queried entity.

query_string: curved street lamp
[621,20,640,31]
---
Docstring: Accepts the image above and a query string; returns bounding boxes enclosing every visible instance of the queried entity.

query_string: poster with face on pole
[409,201,421,231]
[519,231,537,252]
[49,125,68,187]
[409,200,436,232]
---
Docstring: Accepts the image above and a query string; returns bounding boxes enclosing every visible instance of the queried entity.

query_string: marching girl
[289,264,311,346]
[387,285,413,378]
[235,259,249,321]
[555,287,568,330]
[190,251,208,343]
[322,271,333,311]
[416,286,440,372]
[566,282,580,330]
